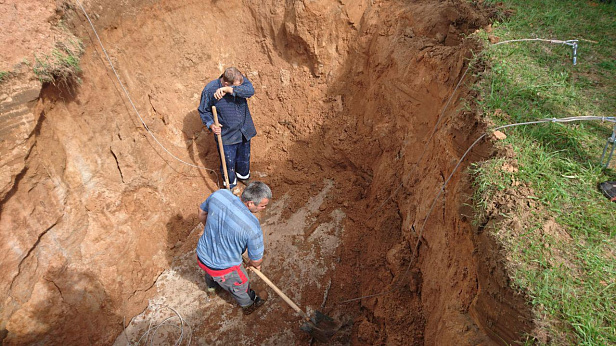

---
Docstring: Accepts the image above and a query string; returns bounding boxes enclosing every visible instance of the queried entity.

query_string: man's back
[196,189,263,269]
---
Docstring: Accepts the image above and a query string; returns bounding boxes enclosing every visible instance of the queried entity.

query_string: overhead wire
[493,38,579,64]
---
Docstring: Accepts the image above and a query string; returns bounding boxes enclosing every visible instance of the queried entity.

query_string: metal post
[600,126,616,168]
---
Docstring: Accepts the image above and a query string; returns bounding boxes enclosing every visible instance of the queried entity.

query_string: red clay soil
[0,0,532,344]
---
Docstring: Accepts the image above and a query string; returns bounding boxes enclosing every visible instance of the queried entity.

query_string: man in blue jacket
[198,67,256,191]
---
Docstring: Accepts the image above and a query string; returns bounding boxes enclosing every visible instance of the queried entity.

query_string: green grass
[472,0,616,344]
[33,38,84,85]
[0,71,8,83]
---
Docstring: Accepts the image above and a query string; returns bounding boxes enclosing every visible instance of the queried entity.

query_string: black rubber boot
[242,295,266,315]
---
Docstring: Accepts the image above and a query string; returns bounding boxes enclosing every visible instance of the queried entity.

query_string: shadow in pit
[2,268,121,345]
[181,109,223,191]
[251,5,533,344]
[164,212,201,267]
[38,79,82,106]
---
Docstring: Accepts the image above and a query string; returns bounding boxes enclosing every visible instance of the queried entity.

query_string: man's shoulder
[209,190,258,221]
[204,79,220,91]
[206,189,234,206]
[211,188,235,200]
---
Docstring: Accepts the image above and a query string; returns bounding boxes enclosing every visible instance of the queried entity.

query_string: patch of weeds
[33,38,84,86]
[0,71,9,84]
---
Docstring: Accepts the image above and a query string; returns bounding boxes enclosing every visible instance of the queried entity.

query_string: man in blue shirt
[198,67,256,190]
[196,181,271,315]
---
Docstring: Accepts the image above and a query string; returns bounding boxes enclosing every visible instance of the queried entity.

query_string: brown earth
[0,0,533,344]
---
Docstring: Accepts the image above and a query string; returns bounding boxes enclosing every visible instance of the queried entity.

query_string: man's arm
[198,207,208,225]
[231,76,255,99]
[242,254,263,271]
[245,228,264,270]
[248,258,262,271]
[197,87,214,129]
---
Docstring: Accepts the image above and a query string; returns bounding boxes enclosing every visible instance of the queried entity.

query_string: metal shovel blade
[300,310,338,342]
[248,267,338,342]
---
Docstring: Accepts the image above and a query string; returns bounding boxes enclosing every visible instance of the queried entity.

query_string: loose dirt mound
[0,0,532,344]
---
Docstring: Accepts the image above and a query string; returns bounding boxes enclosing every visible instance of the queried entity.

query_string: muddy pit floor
[117,180,349,345]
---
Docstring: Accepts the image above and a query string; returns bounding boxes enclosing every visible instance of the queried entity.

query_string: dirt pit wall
[0,0,532,344]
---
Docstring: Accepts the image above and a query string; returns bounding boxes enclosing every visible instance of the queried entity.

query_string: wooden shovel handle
[248,267,310,320]
[212,106,230,189]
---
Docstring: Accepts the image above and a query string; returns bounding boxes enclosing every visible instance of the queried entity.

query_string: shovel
[212,106,230,189]
[248,267,338,342]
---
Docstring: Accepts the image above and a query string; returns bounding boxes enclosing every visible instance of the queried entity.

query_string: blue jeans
[216,137,251,188]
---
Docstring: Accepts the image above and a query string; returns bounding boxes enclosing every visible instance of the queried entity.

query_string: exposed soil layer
[0,0,533,344]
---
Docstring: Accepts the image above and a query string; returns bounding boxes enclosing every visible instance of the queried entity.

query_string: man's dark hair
[241,181,272,204]
[221,67,244,84]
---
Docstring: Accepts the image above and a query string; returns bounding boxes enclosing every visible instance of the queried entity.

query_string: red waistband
[197,256,247,282]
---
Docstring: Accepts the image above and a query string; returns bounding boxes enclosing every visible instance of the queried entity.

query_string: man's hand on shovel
[242,254,262,271]
[210,123,222,136]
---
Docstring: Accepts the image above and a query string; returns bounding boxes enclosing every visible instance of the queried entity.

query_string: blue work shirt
[198,75,257,145]
[196,189,264,269]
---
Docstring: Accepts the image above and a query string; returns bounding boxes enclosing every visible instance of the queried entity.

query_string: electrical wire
[122,223,203,345]
[363,35,581,223]
[124,304,193,346]
[493,38,578,46]
[492,38,579,65]
[364,56,474,222]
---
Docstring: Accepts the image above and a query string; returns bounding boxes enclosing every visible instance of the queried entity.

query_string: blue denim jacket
[198,75,256,145]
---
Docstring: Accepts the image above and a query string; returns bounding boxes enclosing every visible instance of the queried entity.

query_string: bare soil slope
[0,0,532,344]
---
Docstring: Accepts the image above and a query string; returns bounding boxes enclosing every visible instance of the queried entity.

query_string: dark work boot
[242,295,266,315]
[205,275,218,294]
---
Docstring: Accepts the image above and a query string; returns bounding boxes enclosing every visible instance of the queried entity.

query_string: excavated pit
[0,0,533,344]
